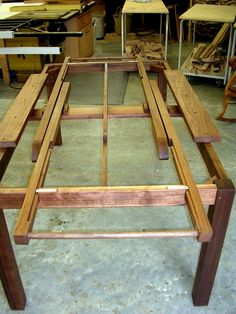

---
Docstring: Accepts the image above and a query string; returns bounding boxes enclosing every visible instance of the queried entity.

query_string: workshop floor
[0,40,236,314]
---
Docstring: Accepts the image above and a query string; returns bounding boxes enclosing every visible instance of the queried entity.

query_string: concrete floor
[0,41,236,314]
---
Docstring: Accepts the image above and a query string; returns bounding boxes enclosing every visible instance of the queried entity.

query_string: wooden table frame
[0,57,234,310]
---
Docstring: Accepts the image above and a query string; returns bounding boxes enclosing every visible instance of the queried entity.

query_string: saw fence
[0,57,234,310]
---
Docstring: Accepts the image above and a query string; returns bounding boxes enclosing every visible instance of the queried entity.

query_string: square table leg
[192,179,235,306]
[0,209,26,310]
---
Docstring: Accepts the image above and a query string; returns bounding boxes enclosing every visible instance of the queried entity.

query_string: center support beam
[150,80,212,242]
[102,63,108,186]
[136,55,169,160]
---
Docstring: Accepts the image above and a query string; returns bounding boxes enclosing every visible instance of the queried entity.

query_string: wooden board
[0,73,47,148]
[0,184,217,209]
[150,80,212,242]
[137,55,169,160]
[164,70,221,143]
[14,82,71,245]
[32,57,70,161]
[9,4,82,12]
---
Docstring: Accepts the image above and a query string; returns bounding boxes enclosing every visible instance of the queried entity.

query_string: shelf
[181,50,226,81]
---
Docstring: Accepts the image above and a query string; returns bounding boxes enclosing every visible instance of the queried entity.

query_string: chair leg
[216,92,236,122]
[216,92,230,120]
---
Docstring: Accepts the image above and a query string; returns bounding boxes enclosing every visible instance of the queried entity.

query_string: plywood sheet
[180,4,236,23]
[122,0,168,14]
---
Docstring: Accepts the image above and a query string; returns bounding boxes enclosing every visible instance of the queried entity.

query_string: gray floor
[0,41,236,314]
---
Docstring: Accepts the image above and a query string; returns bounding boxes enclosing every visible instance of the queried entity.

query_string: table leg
[225,25,233,83]
[121,13,124,55]
[164,14,169,60]
[193,21,196,47]
[178,20,184,68]
[0,209,26,310]
[192,179,235,306]
[160,13,162,44]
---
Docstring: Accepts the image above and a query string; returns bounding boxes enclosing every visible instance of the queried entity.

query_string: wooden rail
[32,57,70,161]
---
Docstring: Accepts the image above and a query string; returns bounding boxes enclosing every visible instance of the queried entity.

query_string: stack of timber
[186,23,229,73]
[125,40,164,59]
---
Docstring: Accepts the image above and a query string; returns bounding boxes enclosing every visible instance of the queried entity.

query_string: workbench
[178,4,236,84]
[0,2,94,84]
[121,0,169,59]
[0,57,234,310]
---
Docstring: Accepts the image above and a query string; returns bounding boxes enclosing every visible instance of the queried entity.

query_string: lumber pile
[125,40,164,59]
[187,23,229,73]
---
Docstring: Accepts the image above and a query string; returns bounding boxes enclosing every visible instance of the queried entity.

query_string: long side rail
[32,57,70,161]
[14,82,71,245]
[150,80,212,242]
[136,55,169,160]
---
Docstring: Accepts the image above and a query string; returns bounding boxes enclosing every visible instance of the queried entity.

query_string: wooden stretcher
[0,56,234,310]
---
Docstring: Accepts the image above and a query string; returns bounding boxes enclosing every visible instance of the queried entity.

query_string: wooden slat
[150,80,212,242]
[0,73,48,148]
[14,82,71,245]
[0,184,217,209]
[197,143,229,180]
[102,63,108,186]
[164,70,221,142]
[31,105,181,120]
[32,57,70,161]
[28,229,198,240]
[137,55,169,160]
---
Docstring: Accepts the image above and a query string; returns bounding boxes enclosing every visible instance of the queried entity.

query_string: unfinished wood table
[0,56,234,310]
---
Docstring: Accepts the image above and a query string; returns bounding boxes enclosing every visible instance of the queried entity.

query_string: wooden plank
[136,55,169,160]
[164,70,221,142]
[14,82,71,245]
[102,63,108,186]
[30,105,180,120]
[197,143,228,179]
[0,73,48,148]
[149,80,212,242]
[0,184,217,209]
[28,230,198,240]
[31,105,150,120]
[32,57,70,161]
